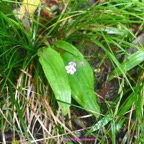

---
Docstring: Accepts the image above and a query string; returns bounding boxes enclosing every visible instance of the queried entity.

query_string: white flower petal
[67,68,73,74]
[69,67,76,74]
[65,65,71,70]
[69,71,74,74]
[65,61,77,74]
[69,61,76,67]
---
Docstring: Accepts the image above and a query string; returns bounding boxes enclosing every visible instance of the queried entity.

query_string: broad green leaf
[38,47,71,115]
[62,52,100,118]
[54,40,84,58]
[110,51,144,79]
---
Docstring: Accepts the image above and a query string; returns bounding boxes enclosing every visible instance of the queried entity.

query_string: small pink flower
[69,61,76,67]
[65,61,76,75]
[80,61,84,66]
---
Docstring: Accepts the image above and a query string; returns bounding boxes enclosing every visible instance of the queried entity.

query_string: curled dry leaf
[19,0,41,20]
[39,0,62,23]
[13,0,40,31]
[13,0,63,31]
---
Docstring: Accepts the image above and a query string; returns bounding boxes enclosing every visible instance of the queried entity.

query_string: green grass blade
[85,114,113,136]
[38,47,71,115]
[118,92,135,117]
[110,51,144,79]
[0,1,17,21]
[8,82,31,143]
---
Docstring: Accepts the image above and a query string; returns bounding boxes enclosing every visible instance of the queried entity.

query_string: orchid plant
[38,40,100,117]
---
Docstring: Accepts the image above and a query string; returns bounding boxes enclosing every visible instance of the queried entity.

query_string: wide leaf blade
[38,47,71,115]
[62,52,100,118]
[55,40,84,58]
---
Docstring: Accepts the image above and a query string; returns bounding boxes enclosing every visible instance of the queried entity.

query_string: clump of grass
[0,0,144,143]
